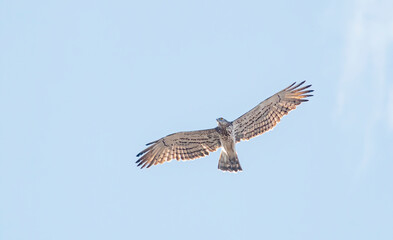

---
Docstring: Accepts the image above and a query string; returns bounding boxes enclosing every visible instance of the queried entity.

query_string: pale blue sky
[1,0,393,239]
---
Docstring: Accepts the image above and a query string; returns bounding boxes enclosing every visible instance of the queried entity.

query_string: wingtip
[288,81,306,91]
[284,82,297,90]
[137,160,145,168]
[146,141,156,146]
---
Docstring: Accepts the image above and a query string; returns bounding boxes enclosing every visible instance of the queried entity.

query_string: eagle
[136,81,313,172]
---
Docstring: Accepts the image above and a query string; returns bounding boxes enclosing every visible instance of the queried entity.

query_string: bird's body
[136,81,313,173]
[216,118,242,172]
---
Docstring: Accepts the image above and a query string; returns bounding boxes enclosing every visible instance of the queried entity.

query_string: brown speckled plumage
[136,81,313,173]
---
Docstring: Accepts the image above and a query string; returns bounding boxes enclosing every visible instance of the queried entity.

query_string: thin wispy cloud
[337,0,393,176]
[388,88,393,130]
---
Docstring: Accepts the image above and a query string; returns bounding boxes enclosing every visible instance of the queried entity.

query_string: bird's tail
[218,151,242,173]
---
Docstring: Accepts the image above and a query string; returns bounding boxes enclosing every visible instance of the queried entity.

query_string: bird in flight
[136,81,313,172]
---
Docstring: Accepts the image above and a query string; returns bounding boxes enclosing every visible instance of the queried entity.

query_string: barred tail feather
[218,151,242,172]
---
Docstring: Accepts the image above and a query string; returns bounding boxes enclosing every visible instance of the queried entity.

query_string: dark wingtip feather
[141,161,149,169]
[146,161,154,168]
[146,140,157,146]
[294,84,312,92]
[136,145,154,157]
[285,82,297,90]
[289,81,306,91]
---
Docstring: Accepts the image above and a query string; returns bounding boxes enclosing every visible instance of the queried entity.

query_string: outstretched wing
[136,128,222,169]
[233,81,313,142]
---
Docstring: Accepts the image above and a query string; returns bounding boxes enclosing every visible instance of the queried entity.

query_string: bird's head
[216,117,230,127]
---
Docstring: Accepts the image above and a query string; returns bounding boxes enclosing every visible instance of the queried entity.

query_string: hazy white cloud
[337,0,393,176]
[388,87,393,130]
